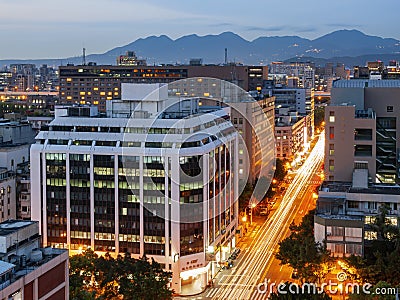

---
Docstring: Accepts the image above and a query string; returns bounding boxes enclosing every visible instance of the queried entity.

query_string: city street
[176,133,325,300]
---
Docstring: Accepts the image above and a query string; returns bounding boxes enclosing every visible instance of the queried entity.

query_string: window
[329,159,334,172]
[348,201,359,209]
[387,106,394,112]
[354,145,372,157]
[329,144,334,156]
[354,128,372,141]
[329,127,334,139]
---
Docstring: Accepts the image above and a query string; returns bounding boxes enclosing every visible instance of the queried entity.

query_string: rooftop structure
[0,220,69,300]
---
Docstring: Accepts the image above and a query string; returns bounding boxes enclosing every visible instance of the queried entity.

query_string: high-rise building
[31,82,240,294]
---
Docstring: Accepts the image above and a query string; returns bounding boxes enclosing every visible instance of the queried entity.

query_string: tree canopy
[346,204,400,286]
[275,210,333,283]
[69,250,173,300]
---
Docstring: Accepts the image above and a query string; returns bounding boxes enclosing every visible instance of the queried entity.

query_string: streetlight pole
[250,203,256,225]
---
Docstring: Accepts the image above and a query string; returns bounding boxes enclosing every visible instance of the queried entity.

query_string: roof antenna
[225,48,228,65]
[82,47,86,66]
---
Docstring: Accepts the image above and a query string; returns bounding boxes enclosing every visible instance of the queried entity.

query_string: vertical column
[139,155,144,256]
[42,154,47,246]
[30,147,42,233]
[234,136,239,221]
[90,154,95,249]
[65,259,69,300]
[170,154,181,294]
[33,277,38,300]
[114,154,119,254]
[66,153,71,247]
[164,156,169,262]
[203,153,209,250]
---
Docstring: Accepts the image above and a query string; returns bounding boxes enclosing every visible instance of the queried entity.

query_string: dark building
[59,64,268,111]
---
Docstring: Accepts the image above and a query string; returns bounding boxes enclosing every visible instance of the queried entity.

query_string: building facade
[58,64,268,111]
[315,179,400,257]
[0,220,69,300]
[329,79,400,183]
[31,86,239,294]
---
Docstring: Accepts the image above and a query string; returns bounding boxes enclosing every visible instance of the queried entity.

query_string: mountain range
[1,29,400,67]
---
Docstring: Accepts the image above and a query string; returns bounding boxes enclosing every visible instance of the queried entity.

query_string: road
[200,133,325,300]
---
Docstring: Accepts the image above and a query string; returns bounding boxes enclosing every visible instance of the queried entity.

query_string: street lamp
[250,203,256,225]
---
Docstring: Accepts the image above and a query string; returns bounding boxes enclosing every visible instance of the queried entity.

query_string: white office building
[31,82,240,294]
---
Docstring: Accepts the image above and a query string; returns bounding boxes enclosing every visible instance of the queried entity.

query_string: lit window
[239,169,243,174]
[329,116,335,123]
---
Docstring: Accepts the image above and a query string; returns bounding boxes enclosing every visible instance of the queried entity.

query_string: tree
[274,159,287,182]
[117,254,173,300]
[275,210,333,283]
[69,250,173,300]
[314,106,325,129]
[345,205,400,286]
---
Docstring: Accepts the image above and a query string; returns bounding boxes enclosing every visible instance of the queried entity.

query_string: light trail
[210,133,325,299]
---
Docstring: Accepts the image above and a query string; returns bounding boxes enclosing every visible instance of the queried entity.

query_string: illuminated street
[186,133,325,300]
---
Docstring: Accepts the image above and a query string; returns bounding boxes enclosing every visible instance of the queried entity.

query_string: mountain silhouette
[1,29,399,67]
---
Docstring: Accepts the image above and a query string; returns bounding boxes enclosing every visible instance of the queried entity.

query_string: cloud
[246,26,286,32]
[326,23,363,28]
[244,25,316,34]
[210,22,234,27]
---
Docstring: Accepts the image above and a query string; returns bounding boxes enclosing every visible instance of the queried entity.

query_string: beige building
[228,96,275,185]
[328,79,400,184]
[324,105,376,182]
[315,176,400,257]
[275,115,307,161]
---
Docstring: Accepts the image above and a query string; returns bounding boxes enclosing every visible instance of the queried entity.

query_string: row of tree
[239,158,287,211]
[70,250,173,300]
[275,210,333,284]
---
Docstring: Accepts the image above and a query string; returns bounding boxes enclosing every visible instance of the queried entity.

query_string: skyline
[1,0,400,59]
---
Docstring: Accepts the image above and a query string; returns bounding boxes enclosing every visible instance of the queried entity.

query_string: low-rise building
[0,220,69,300]
[315,170,400,257]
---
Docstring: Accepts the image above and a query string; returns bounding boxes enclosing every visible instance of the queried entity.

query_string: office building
[117,51,147,66]
[58,64,268,111]
[269,62,315,89]
[0,220,69,300]
[31,81,240,294]
[327,79,400,184]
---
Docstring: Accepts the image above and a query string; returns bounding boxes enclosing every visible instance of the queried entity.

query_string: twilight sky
[1,0,399,59]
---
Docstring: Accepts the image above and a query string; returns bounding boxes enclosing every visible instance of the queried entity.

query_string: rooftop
[320,181,400,195]
[333,79,400,88]
[0,220,36,237]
